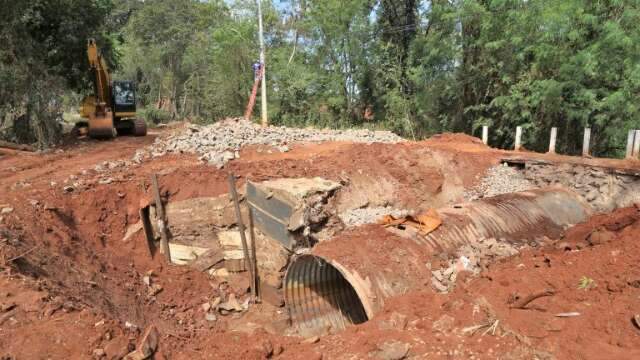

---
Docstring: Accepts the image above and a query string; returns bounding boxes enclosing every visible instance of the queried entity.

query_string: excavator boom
[87,39,112,110]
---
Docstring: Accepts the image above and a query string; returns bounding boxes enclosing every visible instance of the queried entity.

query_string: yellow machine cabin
[79,39,146,138]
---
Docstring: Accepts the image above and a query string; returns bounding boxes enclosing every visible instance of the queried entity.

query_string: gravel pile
[339,207,410,227]
[136,118,403,168]
[464,163,535,201]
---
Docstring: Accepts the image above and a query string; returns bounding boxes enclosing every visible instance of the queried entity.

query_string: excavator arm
[87,39,112,111]
[80,39,116,138]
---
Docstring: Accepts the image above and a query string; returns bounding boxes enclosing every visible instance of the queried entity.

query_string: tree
[0,0,115,146]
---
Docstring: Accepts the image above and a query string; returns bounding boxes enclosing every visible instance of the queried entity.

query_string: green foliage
[578,276,596,290]
[0,0,114,146]
[139,107,171,125]
[3,0,640,154]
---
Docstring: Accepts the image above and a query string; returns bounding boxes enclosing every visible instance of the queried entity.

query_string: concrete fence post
[514,126,522,151]
[633,130,640,159]
[548,127,557,154]
[626,130,636,159]
[582,128,591,157]
[482,126,489,145]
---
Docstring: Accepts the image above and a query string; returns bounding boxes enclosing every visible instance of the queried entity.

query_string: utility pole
[257,0,268,127]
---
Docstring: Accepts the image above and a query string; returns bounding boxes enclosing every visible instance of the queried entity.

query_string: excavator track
[133,118,147,136]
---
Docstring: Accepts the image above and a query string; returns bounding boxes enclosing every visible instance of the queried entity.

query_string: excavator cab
[113,80,136,114]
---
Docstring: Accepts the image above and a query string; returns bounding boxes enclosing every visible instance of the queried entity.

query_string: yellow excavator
[78,39,146,138]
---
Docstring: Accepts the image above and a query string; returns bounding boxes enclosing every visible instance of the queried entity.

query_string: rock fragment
[374,341,410,360]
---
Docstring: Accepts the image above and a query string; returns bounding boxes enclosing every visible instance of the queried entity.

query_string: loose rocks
[139,118,404,168]
[464,163,535,201]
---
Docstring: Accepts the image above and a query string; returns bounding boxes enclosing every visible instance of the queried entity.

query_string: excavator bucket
[88,110,116,138]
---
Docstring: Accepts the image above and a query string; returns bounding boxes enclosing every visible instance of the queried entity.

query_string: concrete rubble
[134,118,404,168]
[430,237,520,293]
[523,162,640,212]
[464,163,535,201]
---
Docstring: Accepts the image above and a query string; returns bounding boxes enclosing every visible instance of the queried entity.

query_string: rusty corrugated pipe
[284,188,592,336]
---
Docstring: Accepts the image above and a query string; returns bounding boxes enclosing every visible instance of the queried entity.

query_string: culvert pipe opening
[284,255,368,335]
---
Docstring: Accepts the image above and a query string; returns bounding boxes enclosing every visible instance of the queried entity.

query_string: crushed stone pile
[134,118,404,168]
[464,163,535,201]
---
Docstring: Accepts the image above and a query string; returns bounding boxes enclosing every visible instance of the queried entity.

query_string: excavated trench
[8,152,639,346]
[136,164,639,337]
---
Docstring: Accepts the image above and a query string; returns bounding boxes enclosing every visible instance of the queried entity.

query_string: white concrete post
[514,126,522,151]
[626,130,635,159]
[633,130,640,159]
[582,128,591,157]
[548,127,557,154]
[482,125,489,145]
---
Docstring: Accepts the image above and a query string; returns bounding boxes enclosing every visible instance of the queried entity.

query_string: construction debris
[379,209,442,235]
[339,206,410,227]
[430,237,520,293]
[555,312,581,318]
[464,163,534,200]
[510,289,555,309]
[124,325,159,360]
[122,221,143,242]
[217,294,247,314]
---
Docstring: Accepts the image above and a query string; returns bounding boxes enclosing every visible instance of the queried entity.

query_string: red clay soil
[1,128,640,359]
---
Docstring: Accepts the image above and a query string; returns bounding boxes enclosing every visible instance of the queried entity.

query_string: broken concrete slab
[247,177,341,249]
[256,177,341,201]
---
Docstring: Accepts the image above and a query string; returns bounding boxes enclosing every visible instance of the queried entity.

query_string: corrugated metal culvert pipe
[284,188,592,336]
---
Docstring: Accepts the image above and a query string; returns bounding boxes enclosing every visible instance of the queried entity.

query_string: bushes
[139,107,172,125]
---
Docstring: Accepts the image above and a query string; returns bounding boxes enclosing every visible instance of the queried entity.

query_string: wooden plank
[139,207,157,257]
[151,174,171,262]
[228,174,256,300]
[0,140,35,152]
[249,206,259,301]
